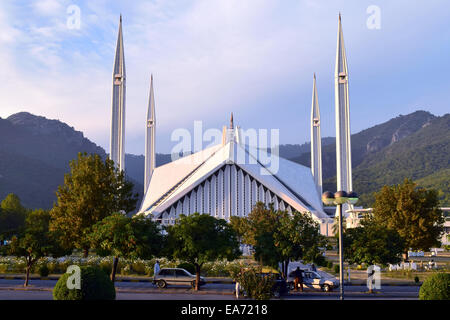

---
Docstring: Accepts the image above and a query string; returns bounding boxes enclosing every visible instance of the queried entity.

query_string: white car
[288,270,339,292]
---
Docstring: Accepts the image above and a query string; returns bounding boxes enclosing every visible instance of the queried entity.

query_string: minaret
[311,73,322,197]
[144,75,156,195]
[335,14,353,209]
[110,15,126,172]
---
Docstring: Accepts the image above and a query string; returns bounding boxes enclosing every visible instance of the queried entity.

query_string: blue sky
[0,0,449,154]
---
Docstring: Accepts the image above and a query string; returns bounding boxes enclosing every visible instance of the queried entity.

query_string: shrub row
[0,256,251,277]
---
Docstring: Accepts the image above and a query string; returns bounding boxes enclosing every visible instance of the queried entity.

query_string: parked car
[270,272,289,297]
[153,268,206,288]
[287,270,338,292]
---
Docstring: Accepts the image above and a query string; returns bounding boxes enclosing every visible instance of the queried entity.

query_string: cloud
[0,0,449,155]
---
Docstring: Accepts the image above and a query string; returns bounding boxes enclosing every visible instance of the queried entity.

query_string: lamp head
[322,191,335,206]
[334,191,348,204]
[348,191,358,205]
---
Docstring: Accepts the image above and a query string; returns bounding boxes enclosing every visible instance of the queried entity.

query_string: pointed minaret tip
[120,14,122,23]
[230,112,234,129]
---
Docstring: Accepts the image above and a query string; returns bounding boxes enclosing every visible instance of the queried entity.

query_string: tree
[274,211,327,277]
[372,179,444,258]
[239,203,283,268]
[166,213,240,291]
[8,209,68,286]
[236,202,327,277]
[0,194,28,241]
[89,213,164,282]
[343,217,404,266]
[229,216,248,244]
[50,153,138,256]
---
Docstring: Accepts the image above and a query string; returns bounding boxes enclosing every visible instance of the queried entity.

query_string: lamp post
[322,190,358,300]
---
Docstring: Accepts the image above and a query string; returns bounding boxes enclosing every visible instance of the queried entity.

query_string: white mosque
[109,14,355,236]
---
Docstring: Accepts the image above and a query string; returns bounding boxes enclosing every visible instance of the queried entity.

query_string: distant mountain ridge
[0,112,144,209]
[0,110,448,209]
[290,111,437,179]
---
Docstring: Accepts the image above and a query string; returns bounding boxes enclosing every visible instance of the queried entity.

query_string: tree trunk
[111,257,119,283]
[195,264,200,291]
[284,260,289,279]
[24,257,32,287]
[83,248,89,258]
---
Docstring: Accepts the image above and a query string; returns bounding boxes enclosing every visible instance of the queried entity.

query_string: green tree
[166,213,240,291]
[50,153,138,257]
[237,203,326,277]
[89,213,164,282]
[0,194,28,241]
[275,211,327,277]
[241,203,283,268]
[372,179,444,258]
[343,217,404,265]
[229,216,248,244]
[8,209,69,286]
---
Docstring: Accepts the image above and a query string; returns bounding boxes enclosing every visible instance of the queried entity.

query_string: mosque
[109,14,355,236]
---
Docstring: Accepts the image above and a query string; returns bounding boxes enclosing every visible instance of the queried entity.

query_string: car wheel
[322,284,331,292]
[156,280,166,288]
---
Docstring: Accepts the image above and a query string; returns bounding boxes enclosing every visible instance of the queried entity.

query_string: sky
[0,0,449,155]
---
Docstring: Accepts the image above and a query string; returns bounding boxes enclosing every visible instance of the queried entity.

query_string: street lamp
[322,190,358,300]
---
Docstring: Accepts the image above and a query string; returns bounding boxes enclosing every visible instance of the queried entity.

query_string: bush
[39,264,50,277]
[99,260,112,277]
[0,263,8,273]
[53,266,116,300]
[326,261,333,269]
[313,254,327,267]
[334,264,340,274]
[236,267,276,300]
[419,273,450,300]
[177,263,196,275]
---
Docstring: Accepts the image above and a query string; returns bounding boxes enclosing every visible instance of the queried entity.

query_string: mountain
[308,111,449,206]
[349,114,450,206]
[0,112,143,209]
[291,110,437,179]
[276,138,335,160]
[0,110,448,209]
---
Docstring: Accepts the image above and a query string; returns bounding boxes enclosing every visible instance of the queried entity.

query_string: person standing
[154,260,160,277]
[293,267,304,292]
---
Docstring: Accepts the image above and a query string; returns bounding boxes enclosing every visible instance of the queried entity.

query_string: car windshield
[308,272,320,279]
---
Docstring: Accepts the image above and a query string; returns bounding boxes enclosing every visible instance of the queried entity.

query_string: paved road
[0,289,418,300]
[0,279,234,291]
[0,278,419,300]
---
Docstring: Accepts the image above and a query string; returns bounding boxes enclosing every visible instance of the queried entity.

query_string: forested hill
[0,112,147,209]
[0,110,448,209]
[314,111,449,206]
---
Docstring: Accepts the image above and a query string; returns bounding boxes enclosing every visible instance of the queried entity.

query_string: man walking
[154,260,160,277]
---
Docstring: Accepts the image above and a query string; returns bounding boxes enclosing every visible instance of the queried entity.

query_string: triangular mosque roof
[139,137,328,220]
